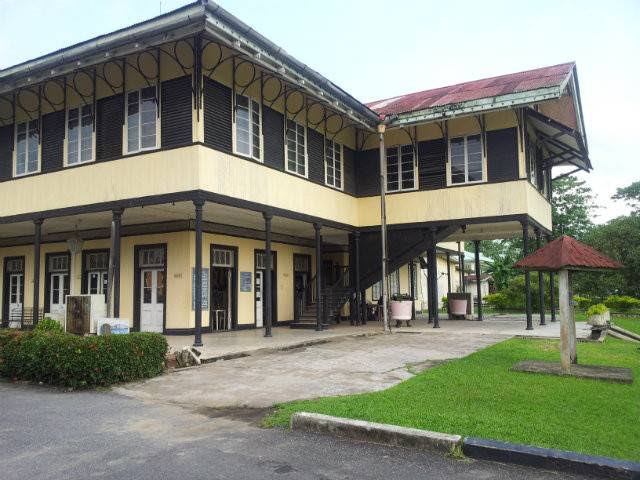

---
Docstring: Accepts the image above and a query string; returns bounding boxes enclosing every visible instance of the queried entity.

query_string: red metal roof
[367,62,575,117]
[514,235,623,271]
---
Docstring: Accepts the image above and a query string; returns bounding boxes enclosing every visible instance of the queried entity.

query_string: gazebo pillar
[522,221,533,330]
[558,268,578,371]
[545,234,557,322]
[535,229,546,326]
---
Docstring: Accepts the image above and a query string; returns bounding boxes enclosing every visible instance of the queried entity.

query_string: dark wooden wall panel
[487,127,519,182]
[0,125,14,181]
[307,127,324,185]
[355,148,379,197]
[41,110,65,172]
[96,93,124,161]
[418,138,446,190]
[161,75,193,148]
[203,77,232,153]
[263,106,284,170]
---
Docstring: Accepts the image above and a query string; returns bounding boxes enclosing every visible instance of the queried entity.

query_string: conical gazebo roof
[514,235,623,272]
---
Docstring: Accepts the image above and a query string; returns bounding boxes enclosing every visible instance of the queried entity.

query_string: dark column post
[429,229,440,328]
[474,240,483,321]
[193,200,204,347]
[458,241,465,293]
[112,208,123,317]
[536,229,546,326]
[264,212,273,337]
[354,231,361,326]
[314,223,323,331]
[32,219,43,324]
[546,234,556,322]
[522,221,533,330]
[409,260,416,322]
[446,252,452,294]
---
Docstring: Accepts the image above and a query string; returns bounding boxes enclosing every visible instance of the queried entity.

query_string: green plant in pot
[586,303,610,327]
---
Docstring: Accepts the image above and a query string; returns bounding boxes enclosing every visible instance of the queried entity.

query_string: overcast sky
[1,0,638,222]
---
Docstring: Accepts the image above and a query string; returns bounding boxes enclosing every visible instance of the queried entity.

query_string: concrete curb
[290,412,640,479]
[462,437,640,479]
[290,412,461,454]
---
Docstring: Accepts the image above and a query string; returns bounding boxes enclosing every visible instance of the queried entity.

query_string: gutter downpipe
[378,117,391,333]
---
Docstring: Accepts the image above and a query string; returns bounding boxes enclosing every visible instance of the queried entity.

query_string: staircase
[290,268,354,329]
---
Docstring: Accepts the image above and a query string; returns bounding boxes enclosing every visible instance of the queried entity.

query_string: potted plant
[390,293,413,327]
[449,295,468,317]
[586,303,610,327]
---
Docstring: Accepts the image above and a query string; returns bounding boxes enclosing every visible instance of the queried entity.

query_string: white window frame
[386,144,417,193]
[14,119,40,177]
[324,138,343,190]
[447,134,486,186]
[125,86,160,155]
[65,104,95,166]
[232,92,263,162]
[528,140,539,188]
[285,118,308,178]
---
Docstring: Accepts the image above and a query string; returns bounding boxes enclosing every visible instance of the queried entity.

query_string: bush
[485,292,510,310]
[573,296,593,310]
[0,331,167,389]
[34,318,64,333]
[603,295,640,312]
[586,303,608,316]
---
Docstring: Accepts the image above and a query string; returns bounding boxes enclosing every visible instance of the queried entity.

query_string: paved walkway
[166,316,591,361]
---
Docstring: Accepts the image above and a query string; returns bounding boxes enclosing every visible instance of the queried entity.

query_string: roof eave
[385,86,564,128]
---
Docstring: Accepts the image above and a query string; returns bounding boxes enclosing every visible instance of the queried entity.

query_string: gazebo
[513,235,631,382]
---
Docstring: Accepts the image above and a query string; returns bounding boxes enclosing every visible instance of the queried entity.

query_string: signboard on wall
[240,271,252,292]
[191,268,209,310]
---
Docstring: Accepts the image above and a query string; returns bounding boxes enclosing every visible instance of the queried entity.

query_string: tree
[551,176,597,239]
[612,180,640,214]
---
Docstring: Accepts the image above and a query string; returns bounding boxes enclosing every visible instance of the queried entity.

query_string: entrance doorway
[293,254,311,321]
[134,245,166,333]
[254,250,276,327]
[210,246,237,331]
[3,257,24,327]
[45,253,70,320]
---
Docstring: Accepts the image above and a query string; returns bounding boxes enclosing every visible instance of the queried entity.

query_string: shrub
[573,295,592,310]
[485,292,510,310]
[441,295,448,305]
[603,295,640,312]
[0,331,167,389]
[586,303,608,316]
[34,317,64,333]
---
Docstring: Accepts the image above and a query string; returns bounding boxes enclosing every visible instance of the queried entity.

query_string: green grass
[266,338,640,462]
[613,316,640,336]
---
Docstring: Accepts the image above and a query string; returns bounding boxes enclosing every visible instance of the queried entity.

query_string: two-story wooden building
[0,1,590,343]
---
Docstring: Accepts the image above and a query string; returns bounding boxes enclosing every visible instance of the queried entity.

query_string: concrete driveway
[115,330,507,408]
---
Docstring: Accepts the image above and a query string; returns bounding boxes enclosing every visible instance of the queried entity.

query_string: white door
[140,269,164,332]
[50,273,69,318]
[8,273,23,325]
[255,270,263,328]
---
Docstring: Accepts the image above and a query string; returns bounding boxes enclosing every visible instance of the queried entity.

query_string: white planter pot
[390,300,412,320]
[450,299,468,316]
[587,310,610,327]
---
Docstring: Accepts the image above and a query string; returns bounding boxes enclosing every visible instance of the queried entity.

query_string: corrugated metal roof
[514,235,623,271]
[367,62,575,117]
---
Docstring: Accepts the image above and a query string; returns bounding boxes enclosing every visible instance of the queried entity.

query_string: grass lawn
[266,337,640,462]
[613,316,640,336]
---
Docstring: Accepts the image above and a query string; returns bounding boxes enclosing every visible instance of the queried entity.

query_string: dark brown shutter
[418,139,446,190]
[263,105,284,170]
[0,124,14,181]
[343,146,356,195]
[307,127,324,185]
[355,148,380,197]
[41,110,65,172]
[203,77,232,153]
[487,127,518,182]
[96,93,124,161]
[161,75,193,148]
